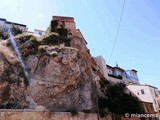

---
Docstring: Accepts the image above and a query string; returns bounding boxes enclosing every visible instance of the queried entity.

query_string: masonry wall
[0,110,146,120]
[127,85,154,104]
[0,110,110,120]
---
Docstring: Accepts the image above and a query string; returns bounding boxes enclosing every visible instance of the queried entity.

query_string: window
[141,89,145,95]
[137,92,139,95]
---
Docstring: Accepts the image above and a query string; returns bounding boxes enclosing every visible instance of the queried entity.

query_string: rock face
[0,41,30,109]
[0,31,101,112]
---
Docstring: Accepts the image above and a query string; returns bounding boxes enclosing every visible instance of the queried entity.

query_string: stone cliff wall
[26,46,97,111]
[0,32,101,112]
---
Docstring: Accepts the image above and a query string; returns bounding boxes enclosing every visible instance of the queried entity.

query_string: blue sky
[0,0,160,89]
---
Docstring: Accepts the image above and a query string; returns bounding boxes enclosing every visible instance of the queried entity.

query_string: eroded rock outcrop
[0,42,30,109]
[0,23,102,112]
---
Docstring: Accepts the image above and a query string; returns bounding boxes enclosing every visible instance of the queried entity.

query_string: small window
[141,89,145,95]
[137,92,139,95]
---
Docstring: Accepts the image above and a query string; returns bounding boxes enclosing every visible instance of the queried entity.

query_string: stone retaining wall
[0,110,143,120]
[0,110,112,120]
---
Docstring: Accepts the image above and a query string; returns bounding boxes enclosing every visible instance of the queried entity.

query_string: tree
[98,80,144,117]
[49,20,71,46]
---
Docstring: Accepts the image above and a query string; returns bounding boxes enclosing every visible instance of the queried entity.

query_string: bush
[47,20,71,46]
[0,28,9,40]
[16,35,31,43]
[13,34,39,58]
[57,25,68,38]
[38,46,46,54]
[11,24,24,36]
[50,20,58,32]
[98,80,144,117]
[41,33,62,45]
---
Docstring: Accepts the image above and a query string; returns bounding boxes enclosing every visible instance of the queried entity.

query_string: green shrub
[41,33,62,45]
[0,28,9,40]
[4,69,13,76]
[29,36,37,41]
[47,20,71,46]
[38,46,46,54]
[11,24,24,36]
[51,20,58,32]
[14,35,39,57]
[13,61,21,67]
[57,25,68,38]
[98,80,144,117]
[28,36,39,49]
[16,35,31,43]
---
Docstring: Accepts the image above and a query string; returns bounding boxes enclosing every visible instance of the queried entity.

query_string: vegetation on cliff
[43,20,71,46]
[0,24,26,40]
[98,79,144,117]
[0,28,8,40]
[10,24,24,36]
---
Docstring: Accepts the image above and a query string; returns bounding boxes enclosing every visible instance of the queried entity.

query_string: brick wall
[52,16,74,23]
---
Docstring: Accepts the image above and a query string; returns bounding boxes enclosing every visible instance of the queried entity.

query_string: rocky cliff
[0,30,102,112]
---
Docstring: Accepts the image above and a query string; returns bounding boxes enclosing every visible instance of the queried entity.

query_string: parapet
[52,16,75,23]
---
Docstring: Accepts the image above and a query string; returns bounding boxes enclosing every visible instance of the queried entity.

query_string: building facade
[127,84,160,113]
[0,18,27,31]
[94,56,139,84]
[34,29,45,37]
[107,65,139,84]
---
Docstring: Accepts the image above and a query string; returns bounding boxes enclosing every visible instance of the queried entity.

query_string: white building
[34,29,45,37]
[0,18,27,31]
[0,18,6,27]
[127,83,160,113]
[94,56,139,84]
